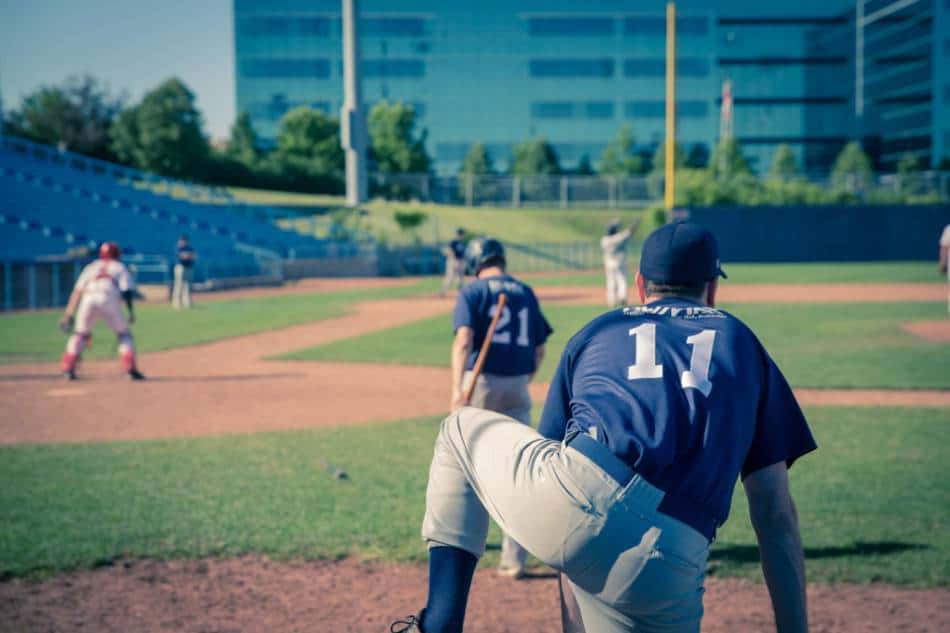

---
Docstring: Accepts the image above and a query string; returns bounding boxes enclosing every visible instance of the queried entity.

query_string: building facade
[234,0,947,175]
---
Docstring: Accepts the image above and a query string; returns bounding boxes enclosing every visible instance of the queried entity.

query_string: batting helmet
[606,219,621,236]
[471,237,506,273]
[99,242,121,260]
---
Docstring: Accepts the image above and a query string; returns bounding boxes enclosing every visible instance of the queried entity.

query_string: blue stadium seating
[0,138,339,263]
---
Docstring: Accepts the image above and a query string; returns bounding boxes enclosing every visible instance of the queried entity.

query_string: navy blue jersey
[177,245,195,268]
[449,239,466,260]
[539,297,816,533]
[453,274,552,376]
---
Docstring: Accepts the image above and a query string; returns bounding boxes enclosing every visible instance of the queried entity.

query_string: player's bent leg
[61,332,91,378]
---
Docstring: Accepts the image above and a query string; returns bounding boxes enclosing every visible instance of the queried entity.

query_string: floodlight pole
[341,0,368,207]
[664,2,677,212]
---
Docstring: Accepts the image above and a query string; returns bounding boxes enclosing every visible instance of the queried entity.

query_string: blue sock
[420,546,478,633]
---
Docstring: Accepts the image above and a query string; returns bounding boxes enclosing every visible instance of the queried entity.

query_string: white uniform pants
[605,261,628,308]
[422,408,709,632]
[441,258,464,295]
[173,264,193,309]
[64,296,135,371]
[461,372,531,572]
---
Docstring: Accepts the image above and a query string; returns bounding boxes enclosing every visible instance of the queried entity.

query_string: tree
[459,142,494,175]
[510,137,560,175]
[6,75,124,160]
[393,209,428,243]
[649,142,685,174]
[575,154,595,175]
[226,111,259,167]
[275,107,343,173]
[597,125,644,176]
[830,141,873,193]
[368,101,430,173]
[110,78,209,178]
[896,153,923,175]
[768,144,800,180]
[708,137,751,180]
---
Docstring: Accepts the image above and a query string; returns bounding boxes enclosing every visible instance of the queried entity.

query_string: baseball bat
[462,292,507,404]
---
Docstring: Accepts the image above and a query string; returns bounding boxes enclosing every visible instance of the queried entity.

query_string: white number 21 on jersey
[627,324,716,397]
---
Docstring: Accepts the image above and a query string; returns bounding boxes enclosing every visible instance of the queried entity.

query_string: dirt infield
[3,284,949,445]
[902,319,950,342]
[2,557,947,633]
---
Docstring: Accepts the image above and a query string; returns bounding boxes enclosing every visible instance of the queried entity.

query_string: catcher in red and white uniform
[59,242,145,381]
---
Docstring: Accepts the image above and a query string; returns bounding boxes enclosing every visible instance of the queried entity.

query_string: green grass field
[527,261,940,287]
[1,407,947,585]
[283,301,950,390]
[0,280,437,364]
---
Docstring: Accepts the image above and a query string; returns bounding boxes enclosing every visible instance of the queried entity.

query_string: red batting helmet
[98,242,121,260]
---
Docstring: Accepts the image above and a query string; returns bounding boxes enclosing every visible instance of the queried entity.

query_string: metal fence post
[421,174,431,201]
[465,173,474,207]
[27,264,37,310]
[512,176,521,208]
[560,176,568,208]
[3,263,11,311]
[608,177,617,209]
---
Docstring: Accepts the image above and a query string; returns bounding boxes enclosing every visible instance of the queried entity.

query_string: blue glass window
[363,59,425,78]
[529,17,614,36]
[585,102,615,118]
[241,58,331,79]
[624,16,708,36]
[532,102,576,118]
[529,59,615,78]
[625,100,707,118]
[237,17,329,37]
[362,17,426,37]
[623,58,708,77]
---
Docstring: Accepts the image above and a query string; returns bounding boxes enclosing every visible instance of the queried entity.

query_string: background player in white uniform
[450,238,552,579]
[940,224,950,314]
[600,218,640,308]
[59,242,145,380]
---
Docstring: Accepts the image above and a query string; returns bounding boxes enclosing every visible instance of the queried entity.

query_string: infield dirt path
[1,282,948,445]
[2,557,947,633]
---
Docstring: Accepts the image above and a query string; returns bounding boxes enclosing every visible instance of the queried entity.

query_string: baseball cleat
[128,368,146,381]
[496,564,525,579]
[63,370,77,381]
[389,613,423,632]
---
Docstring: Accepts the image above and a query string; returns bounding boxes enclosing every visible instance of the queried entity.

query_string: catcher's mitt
[58,314,74,334]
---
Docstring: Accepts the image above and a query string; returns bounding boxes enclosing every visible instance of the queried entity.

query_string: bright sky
[0,0,235,139]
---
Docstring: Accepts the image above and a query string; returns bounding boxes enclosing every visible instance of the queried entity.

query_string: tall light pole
[341,0,368,207]
[664,2,677,213]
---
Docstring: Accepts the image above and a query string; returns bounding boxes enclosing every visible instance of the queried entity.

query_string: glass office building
[234,0,947,174]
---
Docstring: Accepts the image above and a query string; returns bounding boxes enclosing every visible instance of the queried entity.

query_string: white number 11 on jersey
[627,324,716,397]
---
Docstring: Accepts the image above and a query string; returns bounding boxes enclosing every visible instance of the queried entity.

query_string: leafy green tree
[708,137,751,180]
[368,101,430,173]
[597,125,644,176]
[768,144,800,180]
[510,137,560,175]
[830,141,873,193]
[459,142,494,175]
[896,153,923,175]
[275,106,343,173]
[226,111,259,167]
[110,78,209,178]
[576,154,595,175]
[6,75,124,160]
[649,142,685,173]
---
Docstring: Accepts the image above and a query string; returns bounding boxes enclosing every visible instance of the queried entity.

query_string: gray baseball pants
[422,407,709,632]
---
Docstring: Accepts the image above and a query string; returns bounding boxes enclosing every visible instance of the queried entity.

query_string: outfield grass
[1,407,946,585]
[0,280,437,364]
[527,261,942,287]
[282,301,950,389]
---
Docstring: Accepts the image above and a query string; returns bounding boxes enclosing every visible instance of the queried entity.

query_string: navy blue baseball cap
[639,221,727,284]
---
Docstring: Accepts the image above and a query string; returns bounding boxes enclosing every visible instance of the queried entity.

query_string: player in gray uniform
[440,228,467,296]
[600,218,639,308]
[449,238,552,579]
[940,224,950,314]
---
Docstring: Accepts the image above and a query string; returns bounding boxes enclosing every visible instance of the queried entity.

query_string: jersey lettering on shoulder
[452,274,553,377]
[539,297,816,534]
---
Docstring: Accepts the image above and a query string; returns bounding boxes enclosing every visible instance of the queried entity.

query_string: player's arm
[122,290,136,323]
[743,462,808,633]
[939,243,948,274]
[450,326,474,410]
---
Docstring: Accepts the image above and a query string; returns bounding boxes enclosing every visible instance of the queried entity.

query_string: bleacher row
[0,139,335,266]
